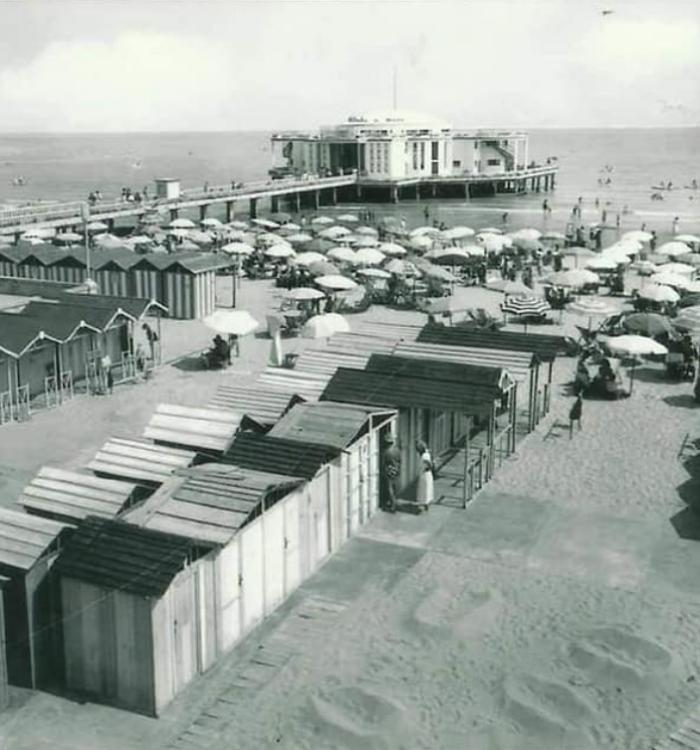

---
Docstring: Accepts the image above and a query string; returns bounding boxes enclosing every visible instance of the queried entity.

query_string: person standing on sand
[569,394,583,438]
[502,212,509,227]
[673,216,680,235]
[415,440,434,513]
[381,433,401,513]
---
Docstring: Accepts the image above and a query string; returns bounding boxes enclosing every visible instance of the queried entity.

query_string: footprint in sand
[305,685,414,750]
[567,626,672,690]
[501,674,597,747]
[412,585,503,639]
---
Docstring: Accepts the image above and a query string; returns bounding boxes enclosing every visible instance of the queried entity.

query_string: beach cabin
[129,254,169,307]
[0,576,8,709]
[321,364,500,504]
[125,464,307,659]
[161,254,228,320]
[55,517,216,716]
[143,404,241,456]
[0,508,68,689]
[155,177,181,200]
[254,368,332,401]
[208,383,304,432]
[88,437,198,488]
[50,248,88,285]
[19,467,138,524]
[15,246,66,281]
[93,253,140,297]
[0,247,19,278]
[268,401,397,543]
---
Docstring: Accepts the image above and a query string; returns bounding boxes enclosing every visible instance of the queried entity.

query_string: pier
[0,165,557,237]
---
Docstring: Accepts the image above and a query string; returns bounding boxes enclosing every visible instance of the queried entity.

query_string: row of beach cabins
[0,320,566,716]
[0,244,228,319]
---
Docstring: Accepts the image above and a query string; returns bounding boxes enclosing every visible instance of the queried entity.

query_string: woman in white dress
[415,440,434,512]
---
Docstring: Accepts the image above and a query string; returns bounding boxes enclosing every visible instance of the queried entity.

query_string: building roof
[60,292,168,317]
[164,253,231,274]
[270,401,394,450]
[54,516,210,597]
[0,507,67,571]
[0,313,62,357]
[16,246,69,266]
[321,367,495,416]
[392,341,536,384]
[18,299,133,333]
[19,467,137,523]
[254,368,331,401]
[344,109,451,130]
[293,348,372,378]
[208,384,303,429]
[223,432,340,479]
[0,276,81,298]
[126,464,303,545]
[92,253,141,271]
[365,353,509,392]
[143,404,240,453]
[87,437,197,485]
[417,325,565,361]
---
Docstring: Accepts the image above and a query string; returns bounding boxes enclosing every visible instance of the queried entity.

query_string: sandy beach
[0,264,699,750]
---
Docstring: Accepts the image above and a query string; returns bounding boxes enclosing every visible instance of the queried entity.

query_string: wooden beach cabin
[55,517,216,716]
[15,246,67,281]
[129,254,169,308]
[125,464,307,657]
[88,437,197,488]
[161,254,229,320]
[93,252,140,297]
[208,383,304,432]
[254,368,332,401]
[19,467,138,524]
[0,247,19,278]
[0,508,68,689]
[143,404,241,455]
[50,247,89,285]
[321,364,500,504]
[0,576,9,709]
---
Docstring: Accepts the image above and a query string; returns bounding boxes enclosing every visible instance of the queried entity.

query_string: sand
[2,268,700,749]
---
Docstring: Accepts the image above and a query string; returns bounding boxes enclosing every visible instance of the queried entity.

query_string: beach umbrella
[622,230,653,243]
[432,248,473,266]
[328,247,356,263]
[422,265,457,282]
[188,229,214,245]
[585,256,619,271]
[278,222,301,233]
[355,226,379,236]
[477,233,509,252]
[228,220,249,230]
[542,231,567,241]
[255,232,285,247]
[378,242,408,257]
[601,249,632,266]
[672,307,700,334]
[318,225,352,239]
[302,313,351,339]
[353,247,385,266]
[629,260,658,275]
[501,295,551,330]
[676,253,700,267]
[269,212,292,224]
[622,312,673,337]
[478,227,503,234]
[352,236,380,248]
[265,244,296,259]
[285,287,326,301]
[385,259,420,276]
[203,310,259,336]
[683,281,700,293]
[252,218,280,229]
[410,235,434,251]
[54,231,83,245]
[225,230,255,245]
[600,334,668,393]
[649,272,691,289]
[655,262,695,276]
[308,260,340,276]
[604,241,638,256]
[510,227,542,241]
[294,251,326,267]
[201,217,223,228]
[94,234,130,250]
[168,218,195,230]
[23,227,56,240]
[676,234,700,245]
[486,278,532,295]
[221,241,254,257]
[304,238,337,253]
[315,274,358,291]
[357,267,391,279]
[567,297,618,329]
[442,226,475,241]
[336,213,359,223]
[544,269,599,288]
[311,216,334,225]
[462,244,486,257]
[658,241,695,258]
[638,284,680,303]
[511,237,544,253]
[410,226,442,238]
[178,239,200,251]
[285,233,314,244]
[169,228,191,240]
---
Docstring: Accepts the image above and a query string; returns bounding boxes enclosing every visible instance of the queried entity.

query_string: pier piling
[199,204,208,221]
[249,198,257,219]
[225,201,235,223]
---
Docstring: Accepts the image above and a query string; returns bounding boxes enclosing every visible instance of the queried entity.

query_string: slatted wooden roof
[255,368,331,401]
[392,341,538,384]
[270,402,394,450]
[19,467,137,523]
[293,349,371,378]
[143,404,240,453]
[54,516,209,597]
[87,437,196,485]
[0,507,67,572]
[208,384,302,429]
[126,464,303,544]
[353,321,422,340]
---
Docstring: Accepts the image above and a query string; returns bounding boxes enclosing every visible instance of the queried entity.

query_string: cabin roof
[321,367,495,415]
[223,432,340,479]
[19,467,137,523]
[270,401,394,449]
[208,385,303,429]
[0,313,63,357]
[254,368,331,401]
[54,516,210,597]
[164,253,231,274]
[60,292,168,317]
[87,437,197,485]
[143,404,241,454]
[0,507,67,571]
[417,325,565,361]
[126,464,303,544]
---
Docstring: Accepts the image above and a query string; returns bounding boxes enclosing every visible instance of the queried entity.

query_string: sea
[1,128,699,239]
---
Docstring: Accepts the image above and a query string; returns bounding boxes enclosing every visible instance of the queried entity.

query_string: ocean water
[1,128,699,236]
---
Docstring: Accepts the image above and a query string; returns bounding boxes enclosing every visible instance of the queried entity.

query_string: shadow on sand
[663,394,699,409]
[671,507,700,541]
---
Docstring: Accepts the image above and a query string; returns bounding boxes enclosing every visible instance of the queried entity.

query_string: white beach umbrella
[378,242,408,257]
[510,227,542,241]
[319,225,352,239]
[315,274,358,291]
[327,247,357,263]
[477,233,509,252]
[221,241,254,256]
[542,231,567,241]
[256,232,285,246]
[352,236,380,248]
[227,220,249,230]
[336,213,359,223]
[463,244,486,257]
[355,226,379,236]
[676,234,700,245]
[302,313,351,339]
[486,278,532,295]
[385,259,420,276]
[682,281,700,293]
[655,262,695,276]
[567,298,618,329]
[294,251,326,267]
[285,233,314,244]
[311,216,334,225]
[278,222,302,233]
[601,249,632,266]
[622,230,653,243]
[265,244,296,259]
[201,217,223,228]
[442,226,475,241]
[432,248,473,265]
[599,334,668,393]
[478,227,503,234]
[673,307,700,334]
[604,241,639,256]
[168,218,195,230]
[410,235,435,251]
[410,226,442,238]
[252,218,280,229]
[649,272,691,289]
[357,267,391,279]
[544,269,600,288]
[203,310,259,336]
[658,241,694,258]
[585,256,619,271]
[285,287,326,301]
[353,248,386,266]
[630,260,658,275]
[638,284,680,303]
[54,231,83,244]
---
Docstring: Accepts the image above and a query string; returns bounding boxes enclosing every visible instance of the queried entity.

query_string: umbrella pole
[629,360,636,395]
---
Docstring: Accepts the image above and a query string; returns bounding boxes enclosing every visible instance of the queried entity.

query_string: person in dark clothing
[649,230,657,252]
[569,394,583,438]
[381,433,402,512]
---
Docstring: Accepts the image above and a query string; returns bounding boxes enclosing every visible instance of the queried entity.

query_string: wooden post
[270,195,279,213]
[199,204,208,222]
[169,208,179,222]
[462,415,471,508]
[510,382,517,453]
[332,187,338,205]
[225,201,235,223]
[314,190,320,209]
[295,192,301,213]
[391,186,399,204]
[488,404,496,480]
[249,198,258,219]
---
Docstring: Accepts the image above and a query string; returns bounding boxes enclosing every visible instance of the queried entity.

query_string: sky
[0,0,698,132]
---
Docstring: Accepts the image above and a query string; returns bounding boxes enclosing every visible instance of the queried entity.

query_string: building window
[487,158,501,166]
[412,142,418,170]
[453,160,461,168]
[420,142,425,170]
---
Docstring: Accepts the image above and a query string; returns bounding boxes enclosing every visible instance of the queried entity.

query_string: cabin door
[310,469,331,567]
[218,541,241,652]
[347,446,361,536]
[262,501,285,615]
[357,438,370,526]
[283,494,302,595]
[172,570,197,693]
[239,520,265,632]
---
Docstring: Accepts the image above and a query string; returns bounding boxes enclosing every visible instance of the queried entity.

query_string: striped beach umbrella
[673,307,700,334]
[502,295,551,316]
